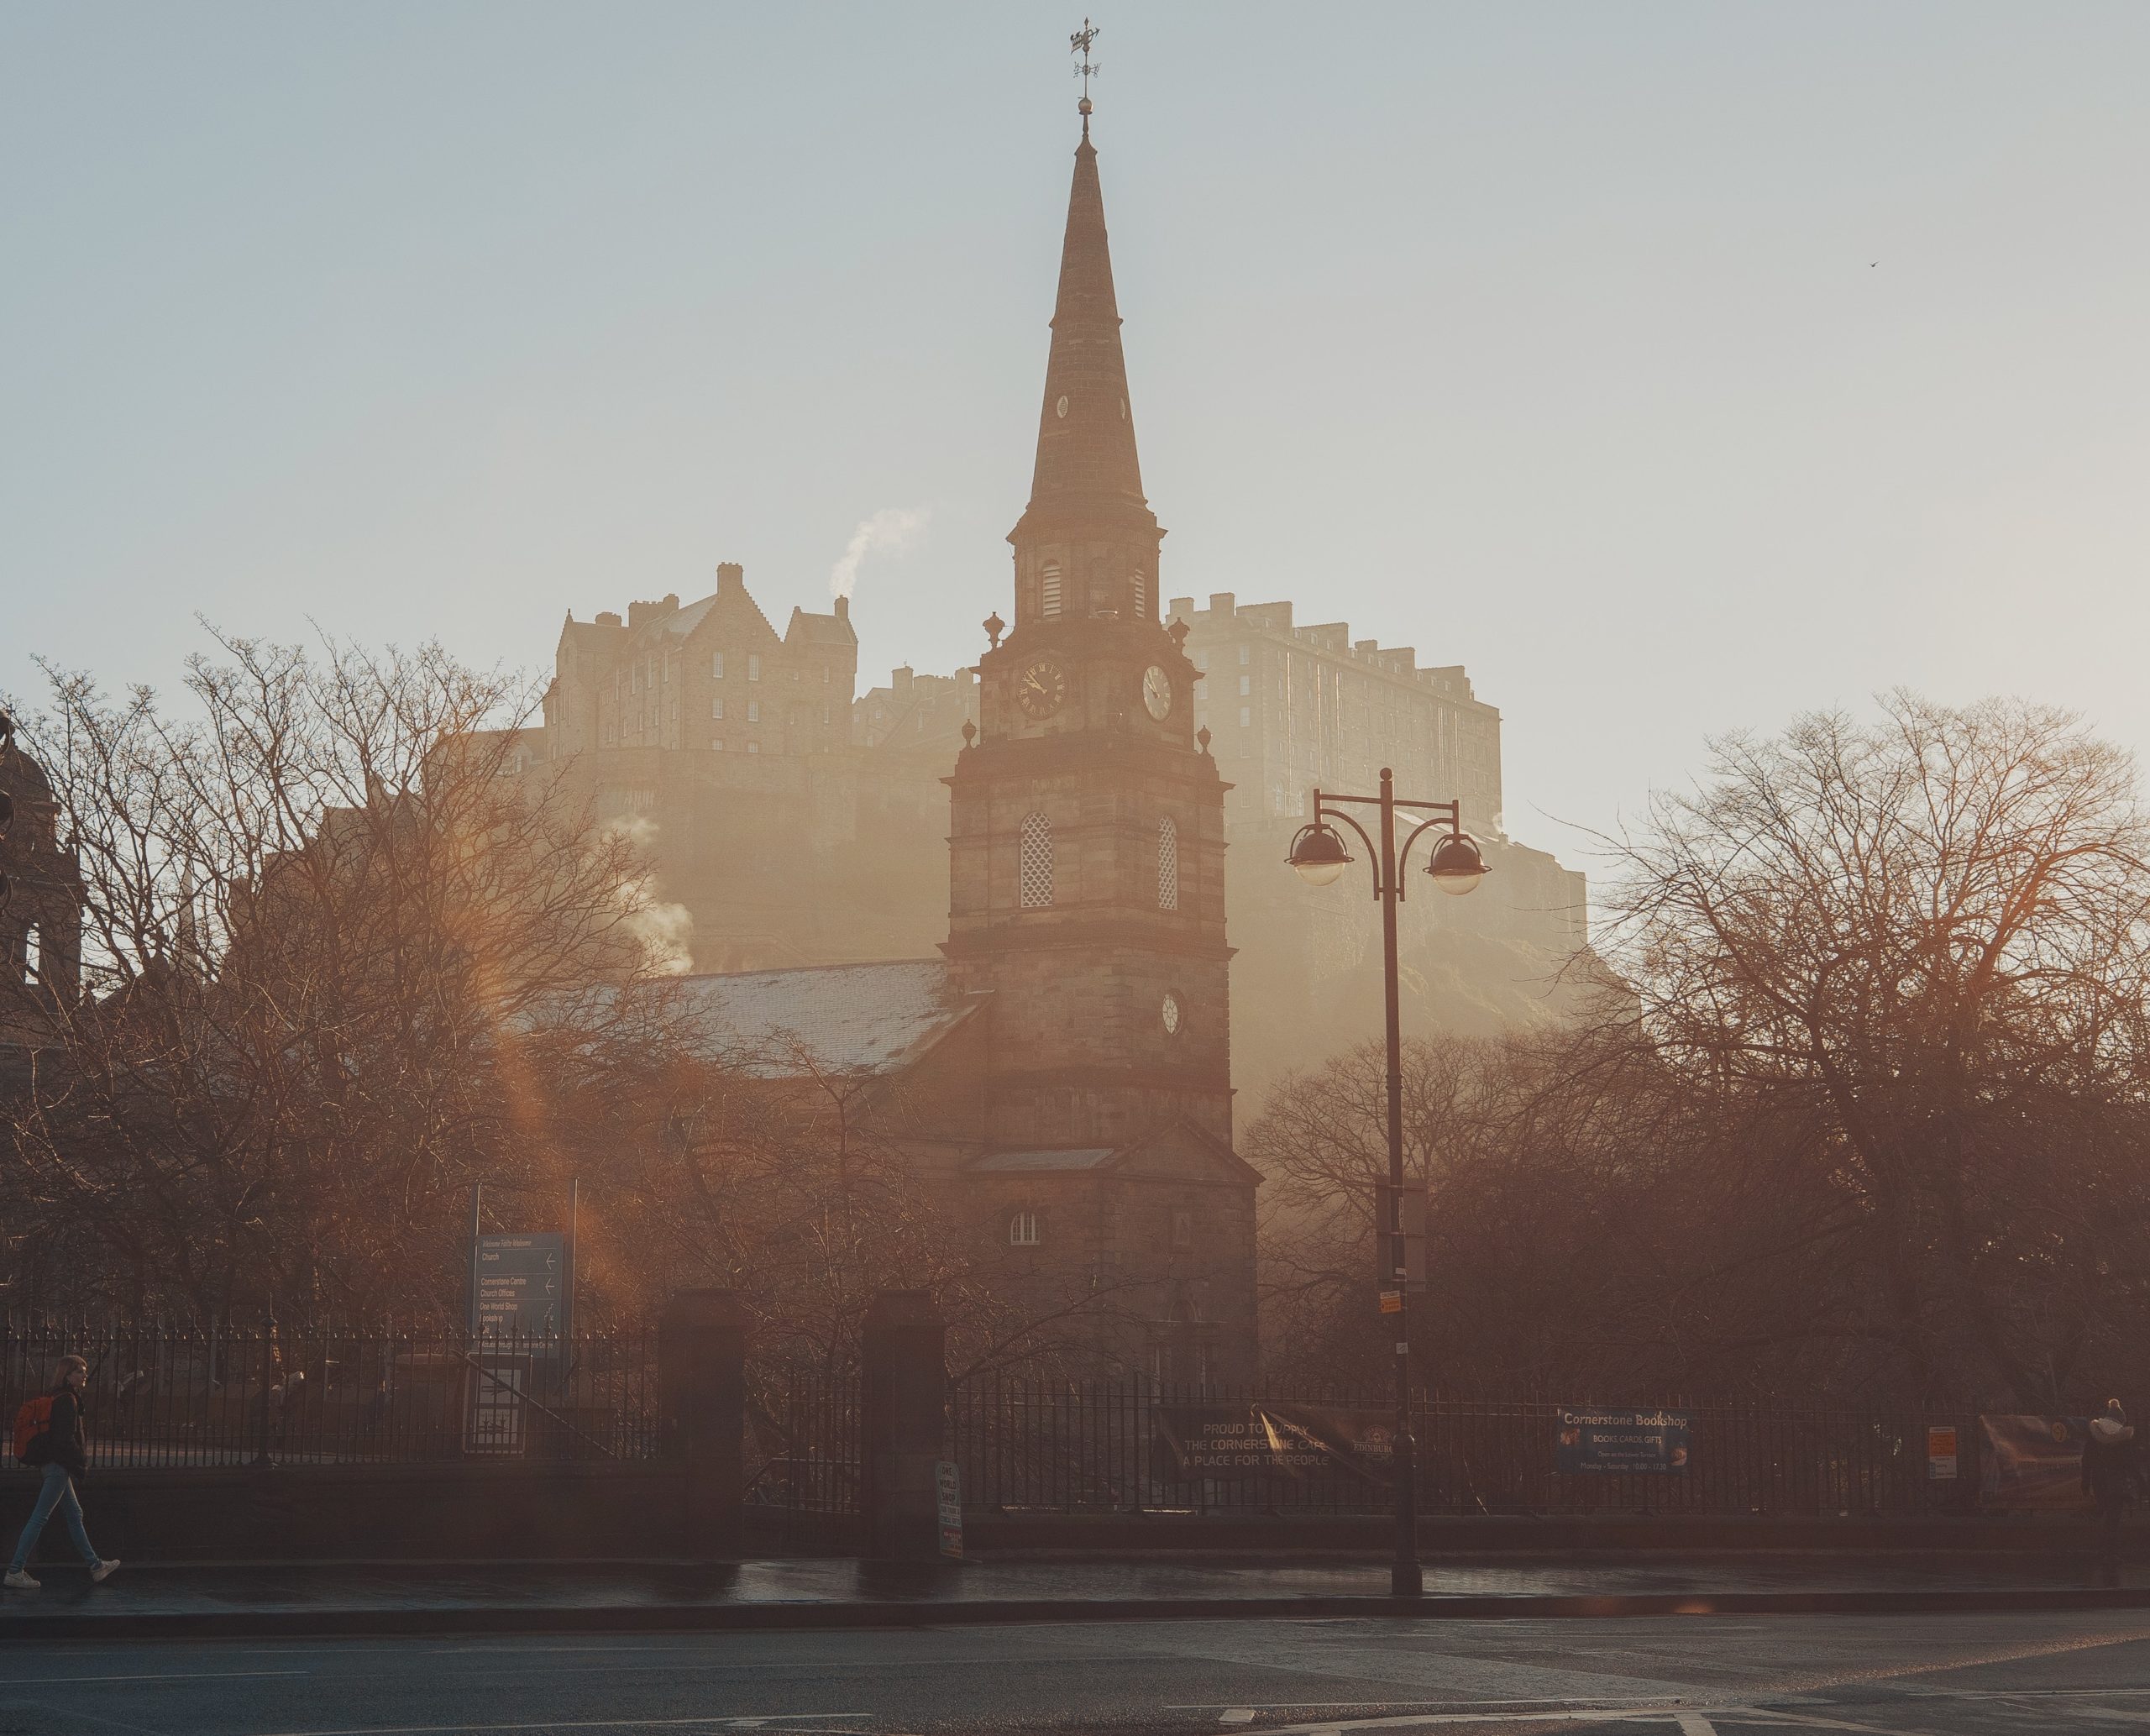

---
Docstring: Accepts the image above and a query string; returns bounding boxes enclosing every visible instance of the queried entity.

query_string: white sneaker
[3,1569,39,1590]
[89,1559,120,1584]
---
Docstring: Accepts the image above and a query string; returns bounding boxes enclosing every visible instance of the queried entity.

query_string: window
[747,700,760,722]
[747,742,760,754]
[1171,1209,1194,1250]
[1239,706,1251,728]
[711,696,725,720]
[1009,1212,1041,1247]
[1041,561,1062,617]
[647,655,656,690]
[1238,674,1251,696]
[1238,645,1251,666]
[1019,811,1053,908]
[661,656,669,684]
[632,663,642,693]
[711,738,725,752]
[1157,816,1179,910]
[747,654,762,681]
[711,652,725,679]
[821,704,831,725]
[821,664,831,684]
[21,924,39,984]
[1132,569,1148,617]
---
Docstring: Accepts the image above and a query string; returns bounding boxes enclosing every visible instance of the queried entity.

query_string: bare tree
[0,630,680,1319]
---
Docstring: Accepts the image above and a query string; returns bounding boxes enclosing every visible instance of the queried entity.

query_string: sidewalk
[8,1550,2150,1641]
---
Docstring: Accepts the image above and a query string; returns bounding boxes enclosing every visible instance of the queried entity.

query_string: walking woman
[7,1354,121,1588]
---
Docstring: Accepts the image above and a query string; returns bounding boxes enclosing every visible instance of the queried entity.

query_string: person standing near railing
[2084,1399,2140,1587]
[7,1354,122,1589]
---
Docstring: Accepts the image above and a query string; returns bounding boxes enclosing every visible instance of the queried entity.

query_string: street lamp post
[1287,767,1489,1597]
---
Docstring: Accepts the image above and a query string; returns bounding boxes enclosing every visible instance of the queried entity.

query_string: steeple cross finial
[1070,18,1099,119]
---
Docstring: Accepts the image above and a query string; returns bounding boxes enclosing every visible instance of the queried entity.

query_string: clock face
[1016,658,1067,720]
[1161,991,1182,1036]
[1141,665,1173,721]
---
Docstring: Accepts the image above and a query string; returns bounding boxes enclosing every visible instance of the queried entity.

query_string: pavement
[11,1607,2150,1733]
[7,1550,2150,1642]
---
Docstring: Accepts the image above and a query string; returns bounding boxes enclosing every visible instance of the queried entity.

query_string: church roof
[966,1147,1119,1172]
[1017,115,1150,528]
[670,958,979,1078]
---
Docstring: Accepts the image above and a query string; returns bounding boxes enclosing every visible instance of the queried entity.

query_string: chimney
[1208,592,1235,617]
[894,665,914,690]
[716,562,745,595]
[595,611,622,627]
[627,600,657,627]
[834,595,850,621]
[1168,595,1194,621]
[661,593,679,613]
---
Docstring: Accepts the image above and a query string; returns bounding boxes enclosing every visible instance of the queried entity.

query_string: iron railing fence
[2,1318,662,1466]
[948,1377,1977,1518]
[747,1369,861,1517]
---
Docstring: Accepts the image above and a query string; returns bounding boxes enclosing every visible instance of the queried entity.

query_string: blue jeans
[9,1464,99,1570]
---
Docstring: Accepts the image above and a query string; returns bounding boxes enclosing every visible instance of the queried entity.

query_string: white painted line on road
[2075,1712,2150,1724]
[1219,1714,1257,1727]
[0,1670,307,1686]
[1674,1718,1717,1736]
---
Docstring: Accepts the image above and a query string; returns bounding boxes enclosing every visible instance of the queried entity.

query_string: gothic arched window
[1132,568,1149,620]
[1020,811,1054,908]
[1040,562,1062,618]
[1156,816,1179,910]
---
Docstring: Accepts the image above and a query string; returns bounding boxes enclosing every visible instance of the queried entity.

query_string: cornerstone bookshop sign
[1556,1408,1693,1474]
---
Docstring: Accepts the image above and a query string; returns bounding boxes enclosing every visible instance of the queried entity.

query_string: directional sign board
[475,1232,565,1338]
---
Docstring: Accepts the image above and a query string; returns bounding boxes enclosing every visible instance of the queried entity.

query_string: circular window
[1056,395,1070,418]
[1161,991,1182,1036]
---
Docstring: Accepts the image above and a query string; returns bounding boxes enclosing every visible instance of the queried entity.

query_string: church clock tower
[945,101,1235,1151]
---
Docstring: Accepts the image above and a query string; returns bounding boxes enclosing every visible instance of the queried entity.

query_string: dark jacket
[2082,1419,2137,1505]
[25,1385,88,1477]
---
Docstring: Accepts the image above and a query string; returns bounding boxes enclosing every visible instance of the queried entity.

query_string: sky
[5,3,2147,874]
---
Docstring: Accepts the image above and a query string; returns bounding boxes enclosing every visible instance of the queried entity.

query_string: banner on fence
[936,1459,964,1559]
[1555,1408,1693,1475]
[1152,1403,1399,1483]
[1927,1424,1959,1480]
[1979,1414,2093,1511]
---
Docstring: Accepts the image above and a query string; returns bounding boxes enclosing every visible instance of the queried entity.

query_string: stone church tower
[946,105,1235,1153]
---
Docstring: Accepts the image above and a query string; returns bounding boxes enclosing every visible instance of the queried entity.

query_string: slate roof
[966,1147,1118,1172]
[671,958,979,1078]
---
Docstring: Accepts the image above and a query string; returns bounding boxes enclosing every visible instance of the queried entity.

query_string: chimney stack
[717,562,745,595]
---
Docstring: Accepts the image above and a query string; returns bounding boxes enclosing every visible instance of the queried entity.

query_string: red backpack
[12,1393,55,1464]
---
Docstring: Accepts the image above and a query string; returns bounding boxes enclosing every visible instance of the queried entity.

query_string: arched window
[1040,562,1062,617]
[1156,816,1179,910]
[1020,811,1054,908]
[1009,1211,1041,1247]
[1132,569,1149,619]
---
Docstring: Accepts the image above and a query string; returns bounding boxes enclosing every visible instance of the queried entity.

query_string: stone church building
[648,110,1263,1382]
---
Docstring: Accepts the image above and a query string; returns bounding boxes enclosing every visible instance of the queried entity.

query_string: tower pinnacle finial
[1070,18,1099,132]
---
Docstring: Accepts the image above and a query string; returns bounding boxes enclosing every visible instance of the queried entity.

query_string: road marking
[0,1670,307,1686]
[1220,1715,1257,1727]
[2077,1713,2150,1724]
[1675,1719,1717,1735]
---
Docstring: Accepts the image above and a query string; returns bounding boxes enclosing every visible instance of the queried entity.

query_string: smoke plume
[829,506,929,599]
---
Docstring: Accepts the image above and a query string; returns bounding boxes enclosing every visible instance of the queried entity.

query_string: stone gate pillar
[861,1288,947,1560]
[658,1288,746,1561]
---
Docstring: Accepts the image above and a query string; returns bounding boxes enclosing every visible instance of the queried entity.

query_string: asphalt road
[8,1609,2150,1735]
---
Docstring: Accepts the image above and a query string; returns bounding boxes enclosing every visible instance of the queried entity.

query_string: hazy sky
[6,3,2147,871]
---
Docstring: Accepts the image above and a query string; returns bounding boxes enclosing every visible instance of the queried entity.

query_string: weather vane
[1070,18,1099,115]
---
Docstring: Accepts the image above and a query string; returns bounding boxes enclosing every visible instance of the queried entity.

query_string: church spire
[1015,104,1151,535]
